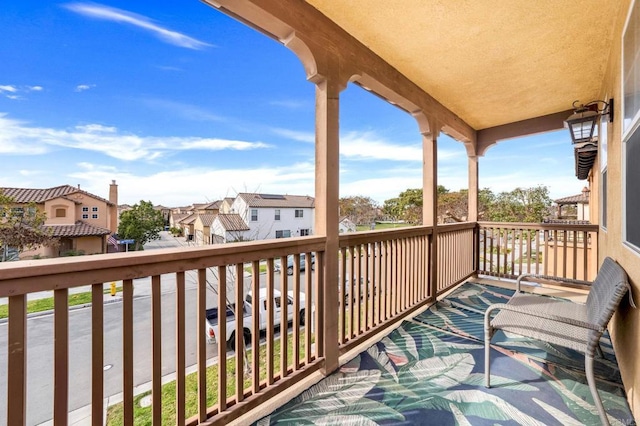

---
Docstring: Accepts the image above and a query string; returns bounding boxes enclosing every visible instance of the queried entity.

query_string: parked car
[205,288,308,348]
[274,253,316,275]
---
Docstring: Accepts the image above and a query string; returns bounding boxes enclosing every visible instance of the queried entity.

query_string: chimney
[109,180,118,232]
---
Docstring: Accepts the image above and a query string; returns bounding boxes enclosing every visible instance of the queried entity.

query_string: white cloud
[68,162,316,206]
[0,84,43,99]
[63,3,212,50]
[271,128,315,143]
[0,113,270,161]
[269,99,309,109]
[340,130,464,162]
[141,98,225,122]
[75,84,95,92]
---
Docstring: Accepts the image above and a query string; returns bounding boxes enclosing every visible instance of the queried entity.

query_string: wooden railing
[337,226,433,352]
[477,222,599,282]
[0,221,597,425]
[0,237,325,426]
[436,223,476,295]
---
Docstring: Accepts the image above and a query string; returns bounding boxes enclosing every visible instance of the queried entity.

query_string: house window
[92,214,98,219]
[295,209,303,218]
[299,229,310,236]
[623,0,640,135]
[623,1,640,251]
[275,230,291,238]
[82,207,89,212]
[82,214,89,219]
[275,209,281,220]
[251,209,258,221]
[600,109,608,231]
[11,207,24,216]
[92,207,98,212]
[55,208,66,218]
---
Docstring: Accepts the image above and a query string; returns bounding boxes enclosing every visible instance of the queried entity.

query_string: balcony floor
[256,282,635,425]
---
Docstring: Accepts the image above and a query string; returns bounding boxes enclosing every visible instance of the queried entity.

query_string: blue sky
[0,1,586,207]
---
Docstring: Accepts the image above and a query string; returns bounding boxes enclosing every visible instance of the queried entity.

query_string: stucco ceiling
[305,0,620,130]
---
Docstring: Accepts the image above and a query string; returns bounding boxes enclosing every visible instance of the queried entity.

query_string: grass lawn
[356,222,412,232]
[106,333,307,425]
[0,286,123,319]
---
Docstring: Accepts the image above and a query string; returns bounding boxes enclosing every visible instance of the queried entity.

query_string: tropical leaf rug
[256,282,636,425]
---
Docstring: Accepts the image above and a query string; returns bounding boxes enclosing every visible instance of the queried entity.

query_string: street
[0,232,313,425]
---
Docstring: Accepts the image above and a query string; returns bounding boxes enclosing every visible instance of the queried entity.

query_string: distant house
[553,187,590,222]
[339,216,356,233]
[194,213,217,245]
[1,181,118,258]
[226,193,315,240]
[211,213,251,243]
[154,205,172,226]
[219,197,235,213]
[180,214,198,241]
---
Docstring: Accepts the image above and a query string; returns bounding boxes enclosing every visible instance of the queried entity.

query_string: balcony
[2,221,628,425]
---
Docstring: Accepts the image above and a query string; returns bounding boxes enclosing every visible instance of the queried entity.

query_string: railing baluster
[279,256,288,378]
[235,263,244,403]
[364,243,371,330]
[314,251,324,358]
[122,279,134,426]
[7,295,26,426]
[355,245,361,334]
[54,289,69,426]
[217,266,227,412]
[251,260,260,393]
[151,275,162,424]
[339,248,346,343]
[175,272,186,425]
[266,259,275,385]
[197,269,207,421]
[293,254,301,368]
[91,284,103,426]
[305,254,312,364]
[572,230,579,280]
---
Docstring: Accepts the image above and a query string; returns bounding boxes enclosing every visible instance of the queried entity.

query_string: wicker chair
[484,257,634,425]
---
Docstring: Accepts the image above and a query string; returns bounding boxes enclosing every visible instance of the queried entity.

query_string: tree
[339,196,379,225]
[0,191,58,261]
[117,200,165,251]
[382,188,423,224]
[486,186,552,223]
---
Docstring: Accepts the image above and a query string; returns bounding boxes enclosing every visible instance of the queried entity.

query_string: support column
[423,131,438,298]
[468,155,480,275]
[315,77,340,375]
[468,156,479,222]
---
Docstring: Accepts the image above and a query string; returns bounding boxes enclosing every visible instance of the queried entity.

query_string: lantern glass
[565,109,598,144]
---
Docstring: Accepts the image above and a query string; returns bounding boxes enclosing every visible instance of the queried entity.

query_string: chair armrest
[515,273,591,293]
[484,302,603,333]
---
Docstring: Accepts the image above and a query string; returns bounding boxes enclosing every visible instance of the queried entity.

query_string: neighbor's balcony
[0,221,600,425]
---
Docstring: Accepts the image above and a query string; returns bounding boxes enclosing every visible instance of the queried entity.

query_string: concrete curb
[0,295,123,325]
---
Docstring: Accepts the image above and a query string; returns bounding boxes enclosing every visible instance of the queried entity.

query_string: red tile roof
[1,185,114,206]
[43,220,111,237]
[197,213,217,227]
[215,214,249,231]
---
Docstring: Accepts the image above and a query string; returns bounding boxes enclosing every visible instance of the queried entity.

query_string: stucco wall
[75,236,104,255]
[598,0,640,415]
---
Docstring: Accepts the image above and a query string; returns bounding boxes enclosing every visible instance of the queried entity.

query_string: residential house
[226,193,315,240]
[210,213,250,243]
[219,197,235,213]
[338,216,356,233]
[554,187,591,222]
[1,181,118,258]
[194,213,217,245]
